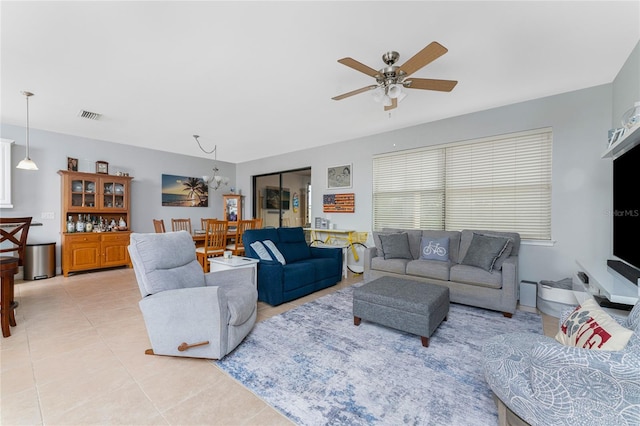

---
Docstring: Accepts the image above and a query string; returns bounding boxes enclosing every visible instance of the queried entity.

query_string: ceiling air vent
[77,109,102,120]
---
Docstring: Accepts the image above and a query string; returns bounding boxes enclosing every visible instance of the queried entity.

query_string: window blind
[372,129,552,240]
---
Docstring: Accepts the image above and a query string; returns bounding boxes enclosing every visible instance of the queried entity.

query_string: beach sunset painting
[161,174,209,207]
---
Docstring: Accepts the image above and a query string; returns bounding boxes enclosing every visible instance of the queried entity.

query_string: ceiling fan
[332,41,458,111]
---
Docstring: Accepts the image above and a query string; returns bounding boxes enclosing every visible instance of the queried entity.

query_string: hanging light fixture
[194,135,229,191]
[16,91,38,170]
[369,52,409,109]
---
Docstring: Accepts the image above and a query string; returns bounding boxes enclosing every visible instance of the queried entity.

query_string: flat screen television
[612,141,640,284]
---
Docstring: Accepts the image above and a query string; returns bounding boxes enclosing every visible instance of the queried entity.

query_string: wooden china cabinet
[223,194,242,227]
[58,170,134,276]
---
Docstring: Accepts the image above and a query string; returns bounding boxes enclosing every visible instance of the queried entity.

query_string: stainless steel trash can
[24,243,56,280]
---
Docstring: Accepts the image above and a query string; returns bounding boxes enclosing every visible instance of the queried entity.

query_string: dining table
[191,228,237,248]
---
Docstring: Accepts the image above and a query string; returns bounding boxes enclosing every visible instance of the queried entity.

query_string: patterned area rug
[216,285,543,425]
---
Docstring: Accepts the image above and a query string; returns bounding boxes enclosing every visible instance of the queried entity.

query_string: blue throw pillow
[420,236,450,262]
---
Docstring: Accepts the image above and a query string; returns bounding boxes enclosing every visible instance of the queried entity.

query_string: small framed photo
[327,164,352,189]
[95,160,109,174]
[67,157,78,171]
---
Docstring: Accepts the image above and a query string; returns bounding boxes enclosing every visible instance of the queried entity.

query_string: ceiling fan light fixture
[332,41,456,111]
[371,86,385,102]
[388,84,403,99]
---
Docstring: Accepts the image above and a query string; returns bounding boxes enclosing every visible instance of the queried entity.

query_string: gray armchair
[482,302,640,425]
[128,231,257,359]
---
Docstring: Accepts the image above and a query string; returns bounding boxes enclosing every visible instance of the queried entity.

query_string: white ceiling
[2,1,639,163]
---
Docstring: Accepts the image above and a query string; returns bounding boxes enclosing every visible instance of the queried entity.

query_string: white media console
[576,259,640,305]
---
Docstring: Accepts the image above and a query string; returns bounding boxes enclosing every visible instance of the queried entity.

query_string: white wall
[612,41,640,127]
[4,42,638,280]
[237,84,614,284]
[237,40,637,284]
[0,126,236,272]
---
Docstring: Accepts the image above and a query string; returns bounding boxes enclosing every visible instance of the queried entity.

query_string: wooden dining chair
[252,218,263,229]
[226,219,255,256]
[200,218,217,231]
[195,220,228,273]
[171,218,192,234]
[0,217,32,338]
[152,219,166,233]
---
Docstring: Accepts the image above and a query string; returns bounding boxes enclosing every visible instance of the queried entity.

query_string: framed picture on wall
[67,157,78,171]
[161,174,208,207]
[265,187,280,209]
[265,186,291,210]
[327,164,352,189]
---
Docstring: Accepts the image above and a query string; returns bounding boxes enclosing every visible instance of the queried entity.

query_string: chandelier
[193,135,229,191]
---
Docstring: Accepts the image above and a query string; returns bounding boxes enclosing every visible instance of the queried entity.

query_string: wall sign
[293,192,299,213]
[323,193,355,213]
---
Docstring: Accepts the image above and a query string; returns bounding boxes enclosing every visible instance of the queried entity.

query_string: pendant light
[16,91,38,170]
[194,135,229,190]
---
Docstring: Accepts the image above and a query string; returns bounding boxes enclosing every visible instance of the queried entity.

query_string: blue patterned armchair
[482,302,640,426]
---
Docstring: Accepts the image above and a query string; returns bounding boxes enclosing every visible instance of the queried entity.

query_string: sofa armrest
[364,246,378,273]
[204,266,254,287]
[256,259,284,280]
[139,286,228,358]
[310,246,342,260]
[254,259,285,305]
[500,256,518,295]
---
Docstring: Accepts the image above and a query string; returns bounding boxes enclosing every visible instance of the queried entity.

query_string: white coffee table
[208,256,259,285]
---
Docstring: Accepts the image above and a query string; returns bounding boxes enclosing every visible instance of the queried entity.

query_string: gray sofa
[364,228,520,316]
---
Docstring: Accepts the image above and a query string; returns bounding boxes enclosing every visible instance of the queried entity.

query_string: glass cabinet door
[223,194,241,223]
[101,178,127,210]
[70,177,97,208]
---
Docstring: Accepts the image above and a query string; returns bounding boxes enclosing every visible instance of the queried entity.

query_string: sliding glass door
[253,168,311,228]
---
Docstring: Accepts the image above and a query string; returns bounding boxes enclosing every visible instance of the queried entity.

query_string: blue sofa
[243,227,342,305]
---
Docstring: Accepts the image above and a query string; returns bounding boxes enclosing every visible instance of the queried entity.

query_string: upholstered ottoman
[353,276,449,347]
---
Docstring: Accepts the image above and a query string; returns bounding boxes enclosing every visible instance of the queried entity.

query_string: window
[373,128,552,240]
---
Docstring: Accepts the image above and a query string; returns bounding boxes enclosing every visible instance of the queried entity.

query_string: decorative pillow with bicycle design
[420,237,449,261]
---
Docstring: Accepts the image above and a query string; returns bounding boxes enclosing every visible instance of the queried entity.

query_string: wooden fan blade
[405,78,458,92]
[337,58,379,78]
[384,98,398,111]
[398,41,448,77]
[332,85,378,101]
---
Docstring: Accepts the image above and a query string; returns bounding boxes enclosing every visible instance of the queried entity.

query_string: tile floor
[1,267,557,425]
